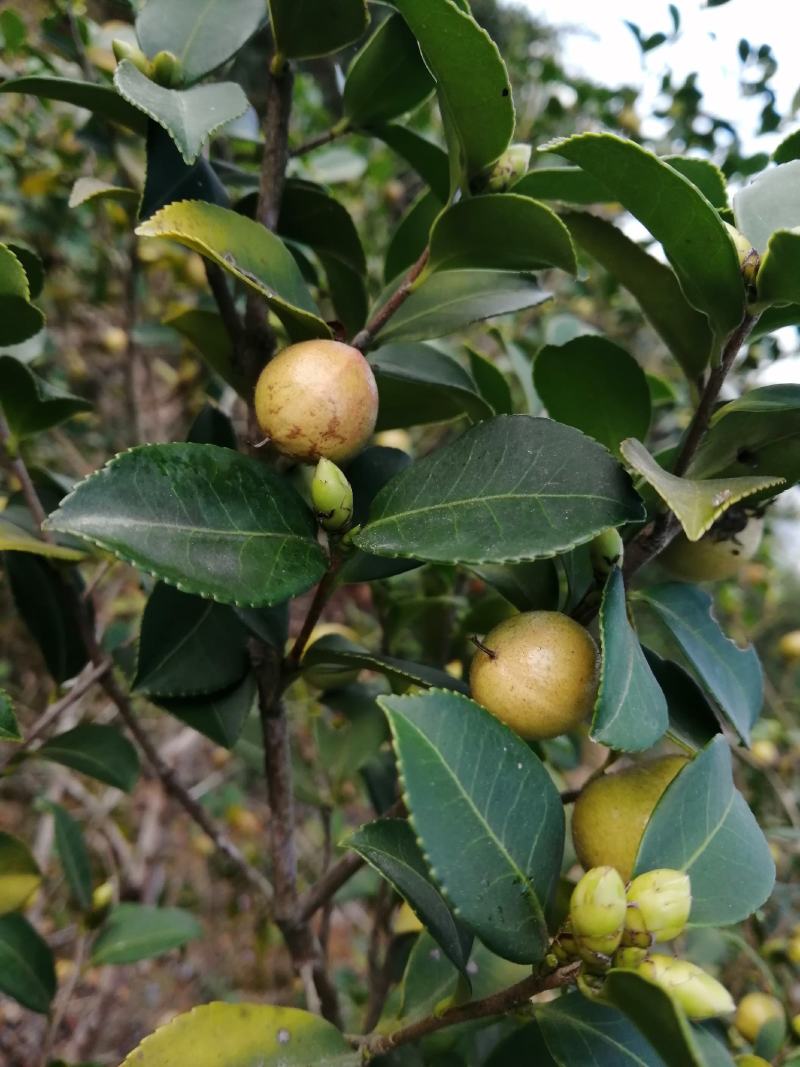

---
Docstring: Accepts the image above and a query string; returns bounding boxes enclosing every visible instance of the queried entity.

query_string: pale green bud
[551,918,580,963]
[636,954,734,1020]
[150,50,184,88]
[613,944,649,969]
[112,38,150,76]
[590,527,624,578]
[478,144,532,193]
[724,222,759,286]
[624,868,691,946]
[570,866,627,960]
[311,458,354,532]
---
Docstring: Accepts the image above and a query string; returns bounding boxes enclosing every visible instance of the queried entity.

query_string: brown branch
[0,412,51,537]
[204,260,244,349]
[290,122,349,159]
[360,961,581,1055]
[286,550,344,668]
[296,849,365,924]
[351,247,431,352]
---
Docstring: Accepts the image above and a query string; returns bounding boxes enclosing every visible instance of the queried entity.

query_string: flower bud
[311,458,354,532]
[112,38,150,75]
[590,527,624,578]
[551,918,580,963]
[150,49,184,88]
[624,869,691,947]
[723,222,759,287]
[570,866,627,960]
[734,992,784,1043]
[476,143,532,193]
[613,945,648,969]
[636,954,734,1020]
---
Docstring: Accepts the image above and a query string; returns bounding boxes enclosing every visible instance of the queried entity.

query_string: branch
[204,260,244,349]
[360,961,581,1055]
[0,412,51,537]
[290,121,349,159]
[351,247,430,352]
[286,550,344,668]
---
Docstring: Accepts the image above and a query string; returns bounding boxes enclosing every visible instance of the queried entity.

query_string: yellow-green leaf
[0,833,41,915]
[0,516,85,561]
[68,178,138,210]
[620,438,783,541]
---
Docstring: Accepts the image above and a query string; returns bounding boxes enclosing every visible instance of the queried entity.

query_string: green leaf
[380,689,564,963]
[467,347,514,415]
[37,724,140,792]
[536,992,667,1066]
[603,971,731,1067]
[469,560,560,613]
[141,121,229,221]
[0,355,91,440]
[689,384,800,489]
[0,914,56,1014]
[355,415,644,565]
[733,160,800,251]
[187,404,237,450]
[513,166,612,204]
[136,201,330,342]
[374,270,551,344]
[635,736,774,926]
[547,134,745,346]
[46,802,92,911]
[347,818,472,973]
[0,76,147,134]
[303,637,468,695]
[638,584,762,744]
[564,212,714,379]
[114,62,249,166]
[136,0,265,83]
[267,0,368,59]
[45,444,327,608]
[484,1019,558,1066]
[0,516,85,561]
[68,177,138,210]
[6,242,44,299]
[534,337,651,454]
[370,342,493,430]
[754,229,800,307]
[90,903,201,965]
[643,649,721,751]
[0,832,41,915]
[392,0,514,190]
[119,1001,359,1066]
[372,124,450,201]
[593,569,668,752]
[316,684,389,787]
[0,689,21,742]
[773,130,800,164]
[156,672,256,750]
[165,309,244,395]
[620,438,782,541]
[0,246,44,347]
[663,156,729,209]
[135,583,249,698]
[426,195,576,275]
[384,190,443,284]
[343,13,434,126]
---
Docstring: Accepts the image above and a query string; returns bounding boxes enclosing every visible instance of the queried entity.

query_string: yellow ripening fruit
[778,630,800,660]
[255,340,378,464]
[624,869,691,946]
[373,428,412,453]
[734,1056,773,1067]
[469,611,599,741]
[570,866,627,961]
[101,325,128,355]
[735,992,785,1043]
[636,955,734,1020]
[571,756,688,881]
[311,458,354,532]
[660,518,763,583]
[590,527,624,578]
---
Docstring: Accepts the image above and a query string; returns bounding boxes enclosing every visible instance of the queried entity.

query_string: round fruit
[778,629,800,660]
[660,518,763,582]
[636,955,734,1020]
[254,340,378,463]
[735,992,784,1043]
[571,756,688,881]
[101,325,128,355]
[469,611,599,740]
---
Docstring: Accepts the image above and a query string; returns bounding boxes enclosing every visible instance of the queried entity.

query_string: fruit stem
[469,634,497,660]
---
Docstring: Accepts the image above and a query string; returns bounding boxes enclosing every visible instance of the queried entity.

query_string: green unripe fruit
[570,866,627,962]
[636,955,734,1020]
[590,527,624,578]
[624,869,691,947]
[613,945,649,969]
[150,50,184,88]
[734,992,785,1043]
[661,518,763,583]
[479,143,532,192]
[112,38,150,75]
[311,458,354,532]
[734,1057,772,1067]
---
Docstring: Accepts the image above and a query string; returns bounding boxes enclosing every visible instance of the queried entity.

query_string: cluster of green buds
[112,39,184,88]
[473,143,532,193]
[311,458,355,534]
[569,866,627,969]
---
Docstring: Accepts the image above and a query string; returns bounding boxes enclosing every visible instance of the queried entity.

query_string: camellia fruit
[734,992,785,1043]
[624,868,691,946]
[660,517,763,582]
[469,611,599,740]
[311,458,354,533]
[636,955,734,1020]
[571,756,688,881]
[590,527,624,578]
[254,340,378,464]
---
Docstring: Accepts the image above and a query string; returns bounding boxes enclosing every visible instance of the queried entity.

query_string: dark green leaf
[467,347,514,415]
[548,134,745,346]
[536,991,666,1066]
[303,638,468,694]
[6,243,44,299]
[638,583,763,743]
[0,832,41,914]
[733,160,800,251]
[384,190,443,284]
[45,444,327,608]
[355,415,644,565]
[0,689,21,742]
[593,569,668,751]
[141,121,229,221]
[187,405,237,449]
[427,195,576,275]
[513,166,611,204]
[0,76,146,134]
[136,201,329,342]
[343,14,433,126]
[165,309,244,395]
[534,336,651,454]
[663,156,729,209]
[380,689,564,963]
[564,212,713,379]
[372,124,449,202]
[317,683,389,786]
[773,130,800,164]
[157,672,256,749]
[235,603,290,649]
[136,0,265,82]
[37,724,140,792]
[90,903,201,965]
[47,802,92,911]
[370,342,493,430]
[267,0,368,59]
[347,818,472,972]
[755,229,800,307]
[643,649,721,751]
[635,736,775,925]
[0,356,91,440]
[469,560,560,613]
[484,1018,558,1066]
[0,914,56,1014]
[114,62,248,166]
[0,245,44,347]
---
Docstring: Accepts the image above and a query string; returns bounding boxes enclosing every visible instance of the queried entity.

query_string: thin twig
[204,260,245,348]
[351,247,430,352]
[296,849,366,924]
[286,550,344,668]
[362,881,396,1033]
[39,930,88,1067]
[0,412,51,536]
[290,123,348,158]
